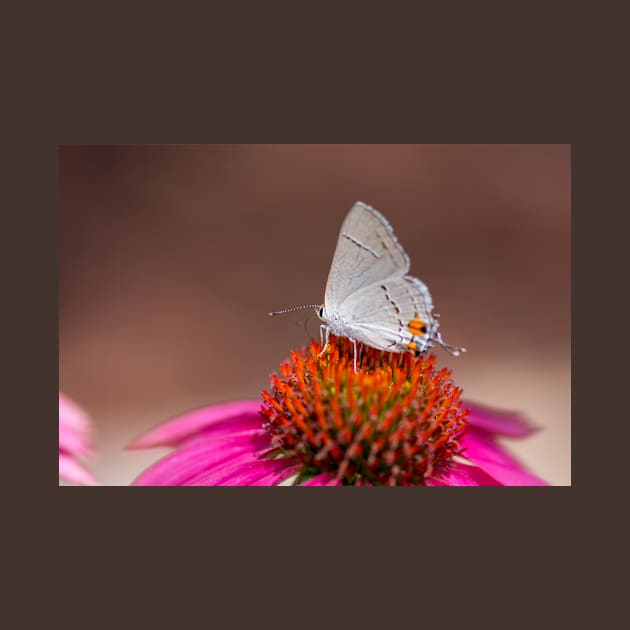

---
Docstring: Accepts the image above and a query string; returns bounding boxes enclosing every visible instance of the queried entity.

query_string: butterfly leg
[352,338,357,373]
[318,325,330,356]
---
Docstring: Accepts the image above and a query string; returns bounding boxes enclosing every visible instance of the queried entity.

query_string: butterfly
[271,201,465,371]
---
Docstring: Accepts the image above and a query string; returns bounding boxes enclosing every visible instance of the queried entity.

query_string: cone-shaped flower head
[130,337,547,486]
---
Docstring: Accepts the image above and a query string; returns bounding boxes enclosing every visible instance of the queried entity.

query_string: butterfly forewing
[324,202,410,310]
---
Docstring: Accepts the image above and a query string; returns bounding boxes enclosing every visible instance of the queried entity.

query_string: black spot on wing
[380,284,405,343]
[342,233,379,258]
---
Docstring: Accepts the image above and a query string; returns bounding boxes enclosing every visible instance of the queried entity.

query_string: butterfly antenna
[434,331,467,357]
[269,304,321,317]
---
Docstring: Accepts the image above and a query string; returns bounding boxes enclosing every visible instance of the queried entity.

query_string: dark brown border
[11,7,605,626]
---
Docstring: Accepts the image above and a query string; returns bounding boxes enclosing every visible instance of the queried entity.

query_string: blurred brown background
[59,144,571,485]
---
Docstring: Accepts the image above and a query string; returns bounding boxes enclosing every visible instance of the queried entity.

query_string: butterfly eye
[318,306,324,318]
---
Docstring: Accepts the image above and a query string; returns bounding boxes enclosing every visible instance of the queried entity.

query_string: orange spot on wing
[408,318,427,335]
[407,341,417,351]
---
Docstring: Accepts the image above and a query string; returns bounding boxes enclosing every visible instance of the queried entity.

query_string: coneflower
[129,337,546,486]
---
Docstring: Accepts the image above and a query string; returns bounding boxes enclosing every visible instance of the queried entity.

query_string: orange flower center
[261,336,469,485]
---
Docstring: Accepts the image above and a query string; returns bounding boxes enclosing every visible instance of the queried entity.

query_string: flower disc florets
[261,336,470,485]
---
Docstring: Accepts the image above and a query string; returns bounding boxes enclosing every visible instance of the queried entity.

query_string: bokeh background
[59,144,571,485]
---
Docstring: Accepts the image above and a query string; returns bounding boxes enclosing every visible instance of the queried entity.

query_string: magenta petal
[462,431,548,486]
[299,472,341,486]
[59,453,97,486]
[191,457,299,486]
[127,400,263,449]
[59,392,91,432]
[428,462,503,486]
[59,392,96,484]
[425,477,447,487]
[466,402,538,438]
[247,462,302,487]
[59,424,92,457]
[132,431,269,486]
[184,446,272,485]
[169,426,267,451]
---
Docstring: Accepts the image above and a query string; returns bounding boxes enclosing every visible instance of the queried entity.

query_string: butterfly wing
[324,202,410,311]
[336,275,437,353]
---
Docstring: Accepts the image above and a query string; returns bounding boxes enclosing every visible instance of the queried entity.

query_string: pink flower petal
[132,431,269,486]
[191,457,299,486]
[164,428,271,449]
[462,431,548,486]
[466,402,538,438]
[59,392,91,432]
[428,462,503,486]
[299,472,341,486]
[127,400,263,450]
[59,423,92,457]
[59,392,96,484]
[59,453,98,486]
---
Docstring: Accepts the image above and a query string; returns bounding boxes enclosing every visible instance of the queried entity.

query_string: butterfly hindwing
[336,275,436,352]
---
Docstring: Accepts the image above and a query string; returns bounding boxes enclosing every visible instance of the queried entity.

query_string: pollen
[260,335,470,485]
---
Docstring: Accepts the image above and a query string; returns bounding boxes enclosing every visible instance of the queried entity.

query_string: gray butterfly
[272,201,465,370]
